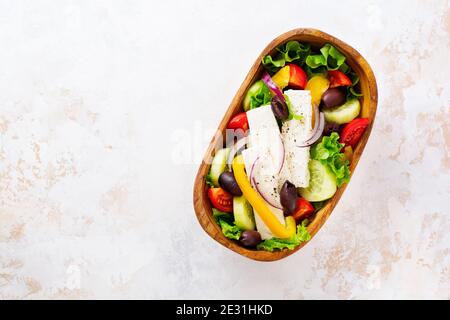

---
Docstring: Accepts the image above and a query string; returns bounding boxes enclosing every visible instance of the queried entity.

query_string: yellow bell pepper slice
[232,155,296,239]
[305,75,329,107]
[271,66,290,90]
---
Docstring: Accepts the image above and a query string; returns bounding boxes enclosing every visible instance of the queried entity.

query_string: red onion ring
[262,71,285,102]
[249,156,260,186]
[297,105,325,147]
[249,156,283,210]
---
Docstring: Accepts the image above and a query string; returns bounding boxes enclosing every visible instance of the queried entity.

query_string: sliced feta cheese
[285,89,313,123]
[246,105,284,171]
[281,90,313,188]
[277,159,292,190]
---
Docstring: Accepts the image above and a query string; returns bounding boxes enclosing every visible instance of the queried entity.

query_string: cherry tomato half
[208,187,233,212]
[291,198,315,222]
[288,64,307,89]
[227,112,249,132]
[340,118,369,148]
[328,70,352,88]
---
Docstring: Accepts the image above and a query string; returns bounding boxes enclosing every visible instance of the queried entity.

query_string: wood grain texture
[193,28,378,262]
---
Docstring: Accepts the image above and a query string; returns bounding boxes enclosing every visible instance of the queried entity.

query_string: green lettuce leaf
[212,208,232,222]
[261,55,285,73]
[305,54,326,68]
[262,41,311,73]
[213,209,241,240]
[311,131,342,160]
[311,132,350,187]
[339,62,350,74]
[205,172,214,187]
[256,220,311,252]
[218,219,241,240]
[347,72,363,99]
[278,41,311,64]
[304,65,327,79]
[328,154,351,187]
[305,43,347,71]
[322,44,346,70]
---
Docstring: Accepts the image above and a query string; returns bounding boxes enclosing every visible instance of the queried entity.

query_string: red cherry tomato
[227,112,249,132]
[340,118,370,148]
[291,198,314,222]
[328,70,352,88]
[288,64,307,89]
[208,187,233,212]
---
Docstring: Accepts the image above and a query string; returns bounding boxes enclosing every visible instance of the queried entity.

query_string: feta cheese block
[281,90,313,188]
[241,147,285,240]
[246,105,284,172]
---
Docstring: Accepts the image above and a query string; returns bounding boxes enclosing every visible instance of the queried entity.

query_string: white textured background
[0,0,449,299]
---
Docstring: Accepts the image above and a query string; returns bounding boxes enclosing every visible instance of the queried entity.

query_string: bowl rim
[193,28,378,262]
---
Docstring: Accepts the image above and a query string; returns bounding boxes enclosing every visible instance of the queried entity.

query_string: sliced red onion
[227,136,249,170]
[262,71,285,102]
[249,156,283,210]
[297,105,325,147]
[249,156,260,185]
[311,103,320,132]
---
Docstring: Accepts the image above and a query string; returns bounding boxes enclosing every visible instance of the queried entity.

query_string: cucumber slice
[243,80,269,111]
[323,98,360,124]
[233,195,255,231]
[299,160,337,202]
[209,148,230,186]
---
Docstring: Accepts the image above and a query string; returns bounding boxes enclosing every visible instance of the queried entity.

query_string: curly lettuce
[305,43,348,72]
[213,208,241,240]
[347,72,363,100]
[205,172,214,187]
[261,55,285,74]
[311,132,350,187]
[262,41,311,73]
[304,65,328,79]
[218,220,241,240]
[263,42,354,81]
[311,131,343,159]
[256,220,311,252]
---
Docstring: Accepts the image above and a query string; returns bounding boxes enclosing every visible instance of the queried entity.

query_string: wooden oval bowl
[193,28,378,261]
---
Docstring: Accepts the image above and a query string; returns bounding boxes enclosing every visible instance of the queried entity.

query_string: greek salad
[206,41,369,252]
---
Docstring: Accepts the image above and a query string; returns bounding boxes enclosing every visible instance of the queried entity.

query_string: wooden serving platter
[193,28,378,261]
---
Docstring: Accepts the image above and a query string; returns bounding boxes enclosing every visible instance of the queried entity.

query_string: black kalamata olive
[321,88,346,109]
[323,122,343,136]
[239,230,262,247]
[219,171,242,196]
[280,180,298,215]
[271,96,289,120]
